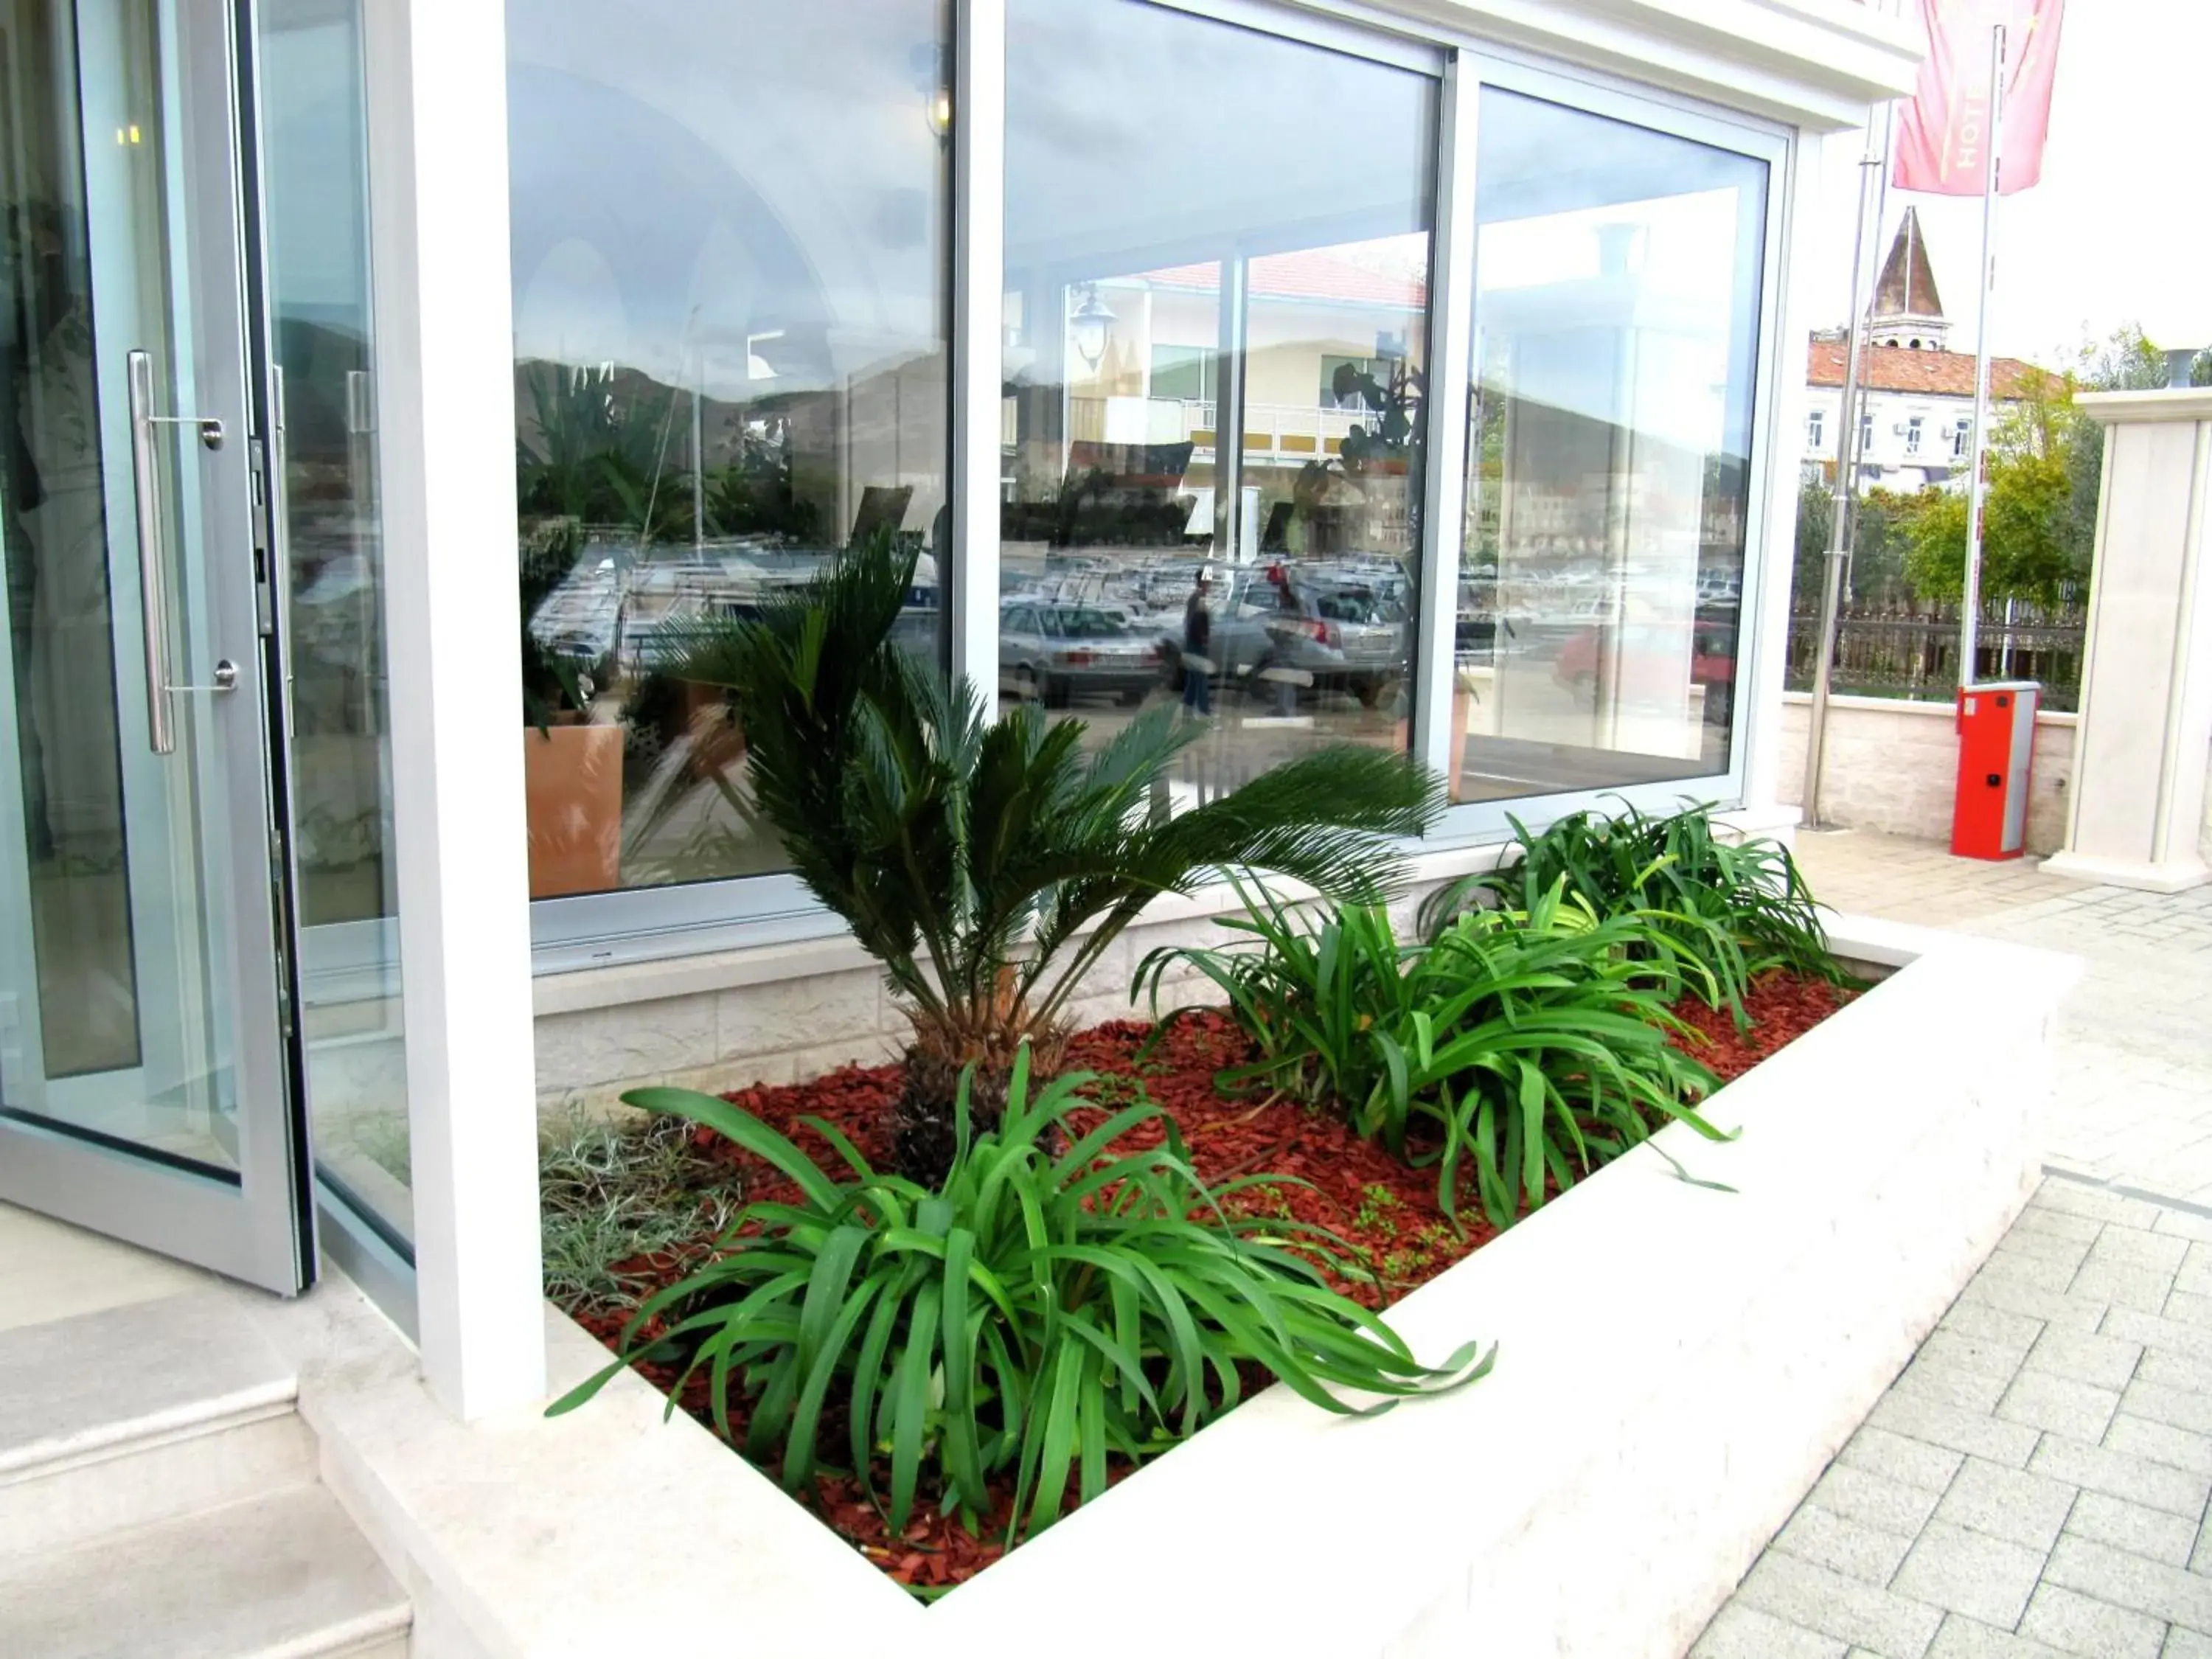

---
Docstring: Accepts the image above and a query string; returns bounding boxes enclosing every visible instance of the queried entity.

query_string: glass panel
[1454,89,1766,804]
[0,0,139,1082]
[1002,0,1436,807]
[261,0,409,1242]
[0,0,252,1174]
[507,0,952,898]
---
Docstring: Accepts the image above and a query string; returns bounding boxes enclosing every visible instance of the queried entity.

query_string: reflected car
[1553,606,1738,725]
[1158,571,1408,709]
[1000,602,1162,706]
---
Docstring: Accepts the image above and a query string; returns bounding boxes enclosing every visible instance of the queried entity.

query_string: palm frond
[660,533,1444,1164]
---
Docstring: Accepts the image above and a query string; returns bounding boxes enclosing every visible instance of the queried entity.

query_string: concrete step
[0,1291,312,1554]
[0,1484,411,1658]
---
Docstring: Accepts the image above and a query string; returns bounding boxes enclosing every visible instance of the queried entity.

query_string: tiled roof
[1138,250,1427,310]
[1808,337,2042,399]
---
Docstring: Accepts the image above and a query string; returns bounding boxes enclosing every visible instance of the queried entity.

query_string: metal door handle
[175,661,240,695]
[126,349,230,755]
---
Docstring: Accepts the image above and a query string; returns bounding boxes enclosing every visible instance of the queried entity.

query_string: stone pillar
[2042,389,2212,891]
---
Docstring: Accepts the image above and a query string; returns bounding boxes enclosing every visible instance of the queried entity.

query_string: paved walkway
[1795,830,2212,1211]
[1694,833,2212,1658]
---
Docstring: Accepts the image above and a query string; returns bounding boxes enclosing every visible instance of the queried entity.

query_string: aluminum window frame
[524,0,975,974]
[1417,44,1793,847]
[526,0,1801,975]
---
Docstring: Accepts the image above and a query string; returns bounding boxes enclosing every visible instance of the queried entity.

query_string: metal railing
[1787,601,2086,712]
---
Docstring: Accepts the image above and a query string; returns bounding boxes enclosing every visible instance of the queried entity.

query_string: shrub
[1141,880,1725,1228]
[667,532,1443,1181]
[548,1055,1486,1545]
[539,1109,735,1313]
[1418,801,1840,1006]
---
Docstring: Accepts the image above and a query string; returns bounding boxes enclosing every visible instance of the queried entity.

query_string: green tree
[1792,476,1833,608]
[2076,324,2168,392]
[1900,445,2076,605]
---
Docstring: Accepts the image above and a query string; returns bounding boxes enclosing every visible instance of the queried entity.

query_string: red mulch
[568,969,1851,1593]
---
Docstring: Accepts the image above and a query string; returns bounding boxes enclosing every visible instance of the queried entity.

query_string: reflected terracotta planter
[1447,684,1473,799]
[524,721,623,898]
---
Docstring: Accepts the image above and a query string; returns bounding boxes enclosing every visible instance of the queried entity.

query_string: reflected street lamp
[1070,284,1117,373]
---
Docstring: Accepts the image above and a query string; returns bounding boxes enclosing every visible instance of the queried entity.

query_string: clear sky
[1806,0,2212,369]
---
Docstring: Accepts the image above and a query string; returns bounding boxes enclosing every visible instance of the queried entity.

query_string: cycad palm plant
[672,534,1442,1180]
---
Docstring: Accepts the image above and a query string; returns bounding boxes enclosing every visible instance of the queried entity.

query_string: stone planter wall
[309,915,2076,1659]
[527,850,1519,1116]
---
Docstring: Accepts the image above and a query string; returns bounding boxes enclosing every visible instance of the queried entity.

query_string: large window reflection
[1002,0,1436,806]
[1454,91,1765,804]
[507,0,951,897]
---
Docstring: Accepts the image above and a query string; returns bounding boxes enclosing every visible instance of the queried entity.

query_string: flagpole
[1960,21,2007,692]
[1801,105,1892,829]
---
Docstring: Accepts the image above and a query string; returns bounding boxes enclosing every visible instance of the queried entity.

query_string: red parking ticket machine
[1952,681,2040,860]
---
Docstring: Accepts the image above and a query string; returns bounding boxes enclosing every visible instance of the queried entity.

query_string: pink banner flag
[1893,0,2066,195]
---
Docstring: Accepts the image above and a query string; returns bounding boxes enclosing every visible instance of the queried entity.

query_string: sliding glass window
[506,0,952,899]
[1001,0,1438,809]
[1451,88,1767,807]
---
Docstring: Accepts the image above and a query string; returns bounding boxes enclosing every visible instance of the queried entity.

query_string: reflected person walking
[1181,571,1214,716]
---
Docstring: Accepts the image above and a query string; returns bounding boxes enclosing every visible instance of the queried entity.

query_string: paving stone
[2135,1348,2212,1392]
[2194,1514,2212,1576]
[2106,1307,2212,1367]
[2093,1230,2197,1275]
[2034,1183,2170,1230]
[2165,1629,2212,1658]
[1921,1326,2041,1382]
[1891,1520,2051,1630]
[1873,1391,2045,1470]
[2166,1291,2212,1330]
[1945,1301,2051,1352]
[2017,1581,2168,1659]
[1736,1552,1945,1659]
[2063,1489,2202,1567]
[1903,1356,2021,1415]
[2107,1411,2212,1476]
[2042,1534,2212,1629]
[2122,1379,2212,1437]
[2176,1243,2212,1295]
[1778,1503,1919,1585]
[2074,1261,2185,1315]
[2027,1326,2146,1391]
[1999,1230,2096,1272]
[1933,1458,2080,1554]
[1692,1601,1850,1659]
[1811,1462,1950,1537]
[1980,1250,2090,1297]
[1998,1371,2124,1441]
[1924,1615,2070,1659]
[2014,1207,2107,1245]
[1840,1425,1969,1494]
[2031,1434,2212,1519]
[1964,1275,2110,1335]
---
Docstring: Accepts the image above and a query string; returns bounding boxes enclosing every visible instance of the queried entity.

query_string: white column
[1743,130,1830,833]
[361,0,546,1416]
[2044,389,2212,892]
[950,0,1006,700]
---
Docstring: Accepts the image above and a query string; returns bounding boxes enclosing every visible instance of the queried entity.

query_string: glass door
[0,0,310,1292]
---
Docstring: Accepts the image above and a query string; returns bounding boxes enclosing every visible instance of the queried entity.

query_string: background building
[1803,206,2039,491]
